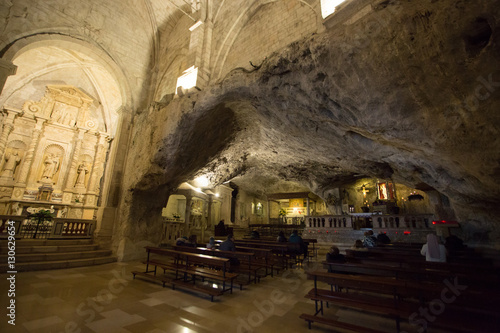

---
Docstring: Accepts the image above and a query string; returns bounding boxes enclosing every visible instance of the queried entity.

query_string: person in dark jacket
[219,234,236,252]
[326,246,346,263]
[219,234,239,266]
[376,232,391,245]
[277,231,287,242]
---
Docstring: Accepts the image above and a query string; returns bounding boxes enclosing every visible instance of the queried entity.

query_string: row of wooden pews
[300,243,500,332]
[172,245,264,285]
[132,246,238,302]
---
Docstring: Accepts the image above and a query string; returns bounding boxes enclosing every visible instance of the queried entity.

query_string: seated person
[175,236,189,246]
[421,234,447,262]
[376,232,391,245]
[220,234,236,251]
[187,235,198,247]
[206,236,216,249]
[277,231,287,243]
[250,229,260,239]
[288,230,307,257]
[326,246,346,273]
[326,246,346,263]
[362,231,376,248]
[445,234,466,255]
[351,239,368,251]
[219,234,239,266]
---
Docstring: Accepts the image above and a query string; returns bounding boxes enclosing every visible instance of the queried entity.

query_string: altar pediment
[22,85,97,130]
[46,85,93,108]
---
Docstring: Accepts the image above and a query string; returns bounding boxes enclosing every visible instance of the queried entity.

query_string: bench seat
[299,313,387,333]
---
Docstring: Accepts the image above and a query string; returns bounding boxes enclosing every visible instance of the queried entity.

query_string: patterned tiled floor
[0,260,413,333]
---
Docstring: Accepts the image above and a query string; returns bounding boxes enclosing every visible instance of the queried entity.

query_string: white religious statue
[10,202,22,215]
[57,206,68,218]
[75,162,89,187]
[41,153,60,181]
[1,150,21,179]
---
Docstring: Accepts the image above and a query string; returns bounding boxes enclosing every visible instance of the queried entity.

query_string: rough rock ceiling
[122,0,500,239]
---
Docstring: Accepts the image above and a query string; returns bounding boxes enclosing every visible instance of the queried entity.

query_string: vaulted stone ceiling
[121,0,500,243]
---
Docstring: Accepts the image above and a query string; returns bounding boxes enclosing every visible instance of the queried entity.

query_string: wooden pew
[131,246,238,301]
[173,245,263,285]
[302,270,499,332]
[235,246,278,276]
[322,261,499,287]
[234,240,302,268]
[346,249,498,276]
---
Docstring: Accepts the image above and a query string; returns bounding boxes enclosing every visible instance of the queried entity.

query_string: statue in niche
[41,153,60,181]
[75,163,89,187]
[1,150,21,179]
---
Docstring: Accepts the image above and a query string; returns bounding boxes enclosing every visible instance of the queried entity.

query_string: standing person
[215,219,226,236]
[421,234,447,262]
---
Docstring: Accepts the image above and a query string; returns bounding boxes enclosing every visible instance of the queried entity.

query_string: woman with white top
[421,234,447,262]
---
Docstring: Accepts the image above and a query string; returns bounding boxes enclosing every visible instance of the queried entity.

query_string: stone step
[0,238,94,247]
[0,243,100,254]
[1,256,117,272]
[0,249,112,263]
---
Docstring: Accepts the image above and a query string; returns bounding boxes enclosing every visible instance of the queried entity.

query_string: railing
[0,215,95,239]
[305,214,434,231]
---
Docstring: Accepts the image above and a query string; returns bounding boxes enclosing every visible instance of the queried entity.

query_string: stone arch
[211,0,321,81]
[0,33,133,119]
[154,48,189,101]
[211,0,278,80]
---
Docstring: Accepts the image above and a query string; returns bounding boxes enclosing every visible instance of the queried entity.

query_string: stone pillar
[306,197,310,216]
[64,129,86,190]
[88,133,109,193]
[0,109,21,156]
[184,194,193,235]
[207,194,213,227]
[0,59,17,95]
[266,200,270,224]
[17,118,45,184]
[218,185,233,225]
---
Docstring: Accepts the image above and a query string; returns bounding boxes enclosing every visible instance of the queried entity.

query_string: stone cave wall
[115,0,500,259]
